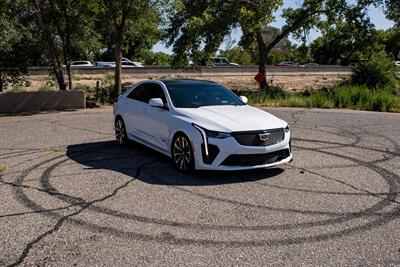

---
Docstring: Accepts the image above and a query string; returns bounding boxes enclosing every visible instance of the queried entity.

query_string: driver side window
[127,83,168,107]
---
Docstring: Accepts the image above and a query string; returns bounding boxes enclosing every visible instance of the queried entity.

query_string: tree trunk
[61,0,73,90]
[0,71,3,92]
[114,32,123,96]
[32,0,66,91]
[256,30,269,91]
[114,11,127,97]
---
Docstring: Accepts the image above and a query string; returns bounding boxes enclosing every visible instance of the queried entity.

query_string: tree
[140,50,172,66]
[384,26,400,59]
[100,0,161,96]
[310,6,379,65]
[46,0,101,90]
[31,0,66,90]
[165,0,353,91]
[218,47,253,65]
[361,0,400,25]
[0,0,47,91]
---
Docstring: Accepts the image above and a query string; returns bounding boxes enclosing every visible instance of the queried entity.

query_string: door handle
[141,107,148,112]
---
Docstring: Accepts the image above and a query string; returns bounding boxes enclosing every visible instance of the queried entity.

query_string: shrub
[8,85,26,92]
[351,51,398,89]
[369,89,400,112]
[280,96,307,107]
[305,91,335,108]
[73,84,93,93]
[38,84,54,91]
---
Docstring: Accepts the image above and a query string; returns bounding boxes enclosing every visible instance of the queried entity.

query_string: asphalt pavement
[0,107,399,266]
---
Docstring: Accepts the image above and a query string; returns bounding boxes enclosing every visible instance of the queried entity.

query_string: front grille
[232,128,285,146]
[221,149,290,166]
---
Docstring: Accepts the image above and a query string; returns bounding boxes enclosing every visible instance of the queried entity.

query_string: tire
[172,134,195,172]
[115,117,129,146]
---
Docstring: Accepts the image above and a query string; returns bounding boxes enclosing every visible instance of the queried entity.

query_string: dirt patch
[13,72,350,92]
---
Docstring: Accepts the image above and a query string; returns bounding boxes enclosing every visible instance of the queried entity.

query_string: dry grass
[12,73,349,92]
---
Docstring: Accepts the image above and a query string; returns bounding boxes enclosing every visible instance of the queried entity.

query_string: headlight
[193,124,231,139]
[285,124,290,133]
[204,129,231,139]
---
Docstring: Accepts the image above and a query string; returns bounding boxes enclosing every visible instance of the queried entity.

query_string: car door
[124,84,151,141]
[139,83,171,152]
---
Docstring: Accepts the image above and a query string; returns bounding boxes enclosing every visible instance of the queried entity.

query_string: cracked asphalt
[0,107,399,266]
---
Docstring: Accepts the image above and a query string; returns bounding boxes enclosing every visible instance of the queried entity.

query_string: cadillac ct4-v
[113,79,292,172]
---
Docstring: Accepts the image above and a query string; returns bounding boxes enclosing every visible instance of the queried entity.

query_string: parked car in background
[70,61,94,67]
[277,61,298,67]
[95,58,144,68]
[301,63,320,67]
[122,58,144,67]
[210,57,240,66]
[113,79,292,172]
[94,61,115,68]
[395,61,400,67]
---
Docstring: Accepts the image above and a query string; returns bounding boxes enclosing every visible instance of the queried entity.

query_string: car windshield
[166,83,244,108]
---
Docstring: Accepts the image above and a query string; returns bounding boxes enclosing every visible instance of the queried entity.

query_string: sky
[152,0,394,54]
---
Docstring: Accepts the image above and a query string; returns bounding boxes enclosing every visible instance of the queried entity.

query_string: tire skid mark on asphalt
[0,203,77,219]
[50,120,113,136]
[36,140,400,234]
[286,163,400,205]
[4,113,400,252]
[0,150,44,161]
[6,144,157,266]
[7,171,139,267]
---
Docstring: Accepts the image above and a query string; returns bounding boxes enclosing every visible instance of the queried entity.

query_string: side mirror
[149,98,164,108]
[240,96,248,104]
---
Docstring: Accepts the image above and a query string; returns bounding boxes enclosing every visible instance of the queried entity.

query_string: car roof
[159,79,218,86]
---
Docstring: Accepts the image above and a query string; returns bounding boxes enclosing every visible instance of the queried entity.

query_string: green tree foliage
[43,0,102,90]
[384,26,400,59]
[164,0,283,80]
[165,0,355,91]
[351,51,398,90]
[218,47,253,65]
[140,50,172,66]
[361,0,400,25]
[99,0,161,95]
[310,5,379,65]
[0,0,46,91]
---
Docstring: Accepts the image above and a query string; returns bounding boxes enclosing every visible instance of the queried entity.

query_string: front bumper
[192,130,292,171]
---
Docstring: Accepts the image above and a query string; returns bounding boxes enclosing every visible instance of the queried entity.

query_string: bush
[279,96,307,107]
[8,85,26,92]
[351,51,398,89]
[37,84,54,91]
[73,84,93,93]
[369,89,400,112]
[244,84,400,112]
[305,91,335,108]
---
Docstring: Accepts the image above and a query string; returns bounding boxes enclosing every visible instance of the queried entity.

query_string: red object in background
[254,72,265,84]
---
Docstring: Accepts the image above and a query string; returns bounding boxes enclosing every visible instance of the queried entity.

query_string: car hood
[176,105,287,132]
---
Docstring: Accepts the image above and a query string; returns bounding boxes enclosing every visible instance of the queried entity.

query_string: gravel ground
[0,107,399,266]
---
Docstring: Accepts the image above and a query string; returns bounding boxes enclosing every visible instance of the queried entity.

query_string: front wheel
[115,117,129,146]
[172,134,194,172]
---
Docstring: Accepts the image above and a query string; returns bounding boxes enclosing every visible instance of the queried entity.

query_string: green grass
[0,164,7,173]
[8,86,27,92]
[37,84,55,92]
[236,84,400,112]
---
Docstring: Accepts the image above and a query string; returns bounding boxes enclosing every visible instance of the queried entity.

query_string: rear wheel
[172,134,194,172]
[115,117,129,146]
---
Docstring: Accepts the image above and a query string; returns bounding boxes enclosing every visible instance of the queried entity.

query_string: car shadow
[66,141,284,186]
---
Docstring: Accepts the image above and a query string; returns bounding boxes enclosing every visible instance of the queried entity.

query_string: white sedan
[70,61,94,67]
[113,80,292,172]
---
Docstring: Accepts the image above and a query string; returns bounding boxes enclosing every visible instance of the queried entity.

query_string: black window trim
[126,82,170,111]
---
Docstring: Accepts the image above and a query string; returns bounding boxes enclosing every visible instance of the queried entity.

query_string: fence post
[95,80,99,101]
